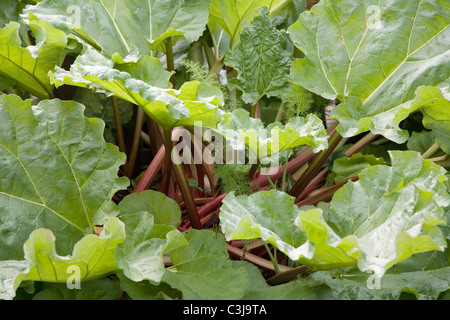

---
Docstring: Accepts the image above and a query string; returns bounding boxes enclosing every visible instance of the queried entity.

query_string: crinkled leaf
[23,0,210,57]
[116,211,187,283]
[331,153,385,183]
[220,189,321,265]
[303,151,450,277]
[22,217,125,283]
[225,7,292,104]
[217,108,328,161]
[50,48,224,129]
[0,95,129,260]
[161,229,249,300]
[1,217,125,300]
[220,151,450,277]
[411,83,450,154]
[0,260,30,300]
[0,20,74,99]
[288,0,450,143]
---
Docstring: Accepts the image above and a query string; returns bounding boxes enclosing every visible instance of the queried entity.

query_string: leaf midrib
[362,21,449,107]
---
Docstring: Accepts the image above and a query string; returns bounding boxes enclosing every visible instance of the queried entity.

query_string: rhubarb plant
[0,0,449,301]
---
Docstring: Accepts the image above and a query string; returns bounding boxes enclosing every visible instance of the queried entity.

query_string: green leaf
[407,131,442,156]
[217,108,328,161]
[50,48,225,130]
[311,151,450,276]
[0,95,129,260]
[288,0,450,143]
[23,0,210,57]
[22,217,125,283]
[116,211,187,283]
[220,189,309,258]
[209,0,285,49]
[220,151,450,277]
[0,217,125,300]
[118,190,182,227]
[224,7,292,105]
[0,20,73,99]
[411,83,450,154]
[331,153,385,183]
[161,229,249,300]
[72,88,133,144]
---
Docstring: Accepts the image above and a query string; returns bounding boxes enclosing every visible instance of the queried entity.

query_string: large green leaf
[220,151,450,277]
[50,48,225,129]
[23,0,210,57]
[411,83,450,154]
[0,20,75,99]
[216,108,328,161]
[22,217,124,282]
[161,229,249,300]
[0,95,129,260]
[224,7,292,105]
[302,151,450,276]
[0,1,27,28]
[209,0,288,49]
[288,0,450,143]
[0,217,125,300]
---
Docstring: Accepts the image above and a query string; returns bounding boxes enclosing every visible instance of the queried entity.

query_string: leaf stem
[344,132,378,157]
[160,128,173,194]
[262,240,280,274]
[281,154,289,192]
[227,244,291,273]
[111,96,126,154]
[422,142,440,159]
[274,102,285,123]
[206,56,225,80]
[249,104,256,118]
[125,106,144,179]
[173,162,202,229]
[188,41,204,66]
[289,128,343,197]
[133,145,165,193]
[201,39,215,69]
[295,175,359,207]
[266,265,312,286]
[265,174,278,189]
